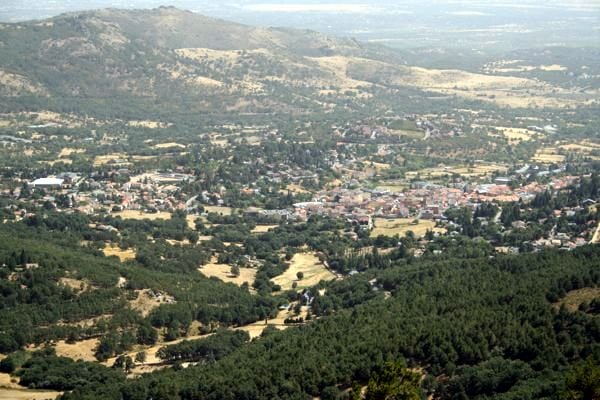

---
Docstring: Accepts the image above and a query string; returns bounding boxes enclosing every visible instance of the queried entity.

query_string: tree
[135,351,147,364]
[231,264,241,277]
[296,271,304,280]
[113,355,135,373]
[565,358,600,400]
[365,361,422,400]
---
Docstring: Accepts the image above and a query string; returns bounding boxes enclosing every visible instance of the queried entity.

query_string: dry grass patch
[186,215,200,230]
[58,277,90,293]
[279,184,312,194]
[199,257,257,287]
[495,127,540,143]
[52,338,99,362]
[93,153,128,167]
[152,142,186,149]
[103,244,136,262]
[371,218,442,238]
[58,148,85,158]
[0,388,62,400]
[236,305,310,339]
[251,225,279,233]
[39,159,73,166]
[591,223,600,244]
[271,253,335,291]
[129,289,175,317]
[554,288,600,312]
[0,69,47,96]
[111,210,172,221]
[406,163,507,179]
[127,120,171,129]
[204,206,234,215]
[532,148,565,164]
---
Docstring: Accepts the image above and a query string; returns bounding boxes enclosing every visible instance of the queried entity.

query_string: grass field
[199,257,257,287]
[371,218,443,238]
[111,210,172,221]
[554,287,600,312]
[271,253,336,291]
[102,244,136,262]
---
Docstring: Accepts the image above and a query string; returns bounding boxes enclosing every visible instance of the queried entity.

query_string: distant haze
[1,0,599,50]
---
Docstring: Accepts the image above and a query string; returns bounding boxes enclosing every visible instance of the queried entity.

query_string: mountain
[0,7,595,120]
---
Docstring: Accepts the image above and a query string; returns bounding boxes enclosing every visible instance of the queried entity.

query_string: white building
[30,178,64,189]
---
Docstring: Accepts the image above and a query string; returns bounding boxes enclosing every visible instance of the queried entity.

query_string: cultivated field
[271,253,336,291]
[371,218,443,238]
[103,244,136,262]
[199,257,257,287]
[495,127,540,143]
[93,153,128,166]
[405,163,507,179]
[532,148,566,164]
[111,210,172,220]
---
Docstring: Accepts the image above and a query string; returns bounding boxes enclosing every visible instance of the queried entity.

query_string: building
[30,178,64,189]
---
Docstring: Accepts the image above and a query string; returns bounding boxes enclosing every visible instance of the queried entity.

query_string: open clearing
[271,253,335,291]
[41,338,100,362]
[111,210,172,221]
[199,257,256,286]
[554,287,600,312]
[186,214,200,230]
[103,244,136,262]
[58,148,85,158]
[371,218,443,238]
[495,127,540,143]
[58,277,90,293]
[127,120,171,129]
[237,305,310,339]
[129,289,175,317]
[251,225,279,233]
[0,388,61,400]
[153,142,186,149]
[204,206,234,215]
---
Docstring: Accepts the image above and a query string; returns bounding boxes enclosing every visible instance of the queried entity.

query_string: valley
[0,5,598,400]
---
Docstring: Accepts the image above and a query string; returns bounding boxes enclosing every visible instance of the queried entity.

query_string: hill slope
[0,7,595,120]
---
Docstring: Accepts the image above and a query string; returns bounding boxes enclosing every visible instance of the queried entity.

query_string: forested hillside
[59,245,600,399]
